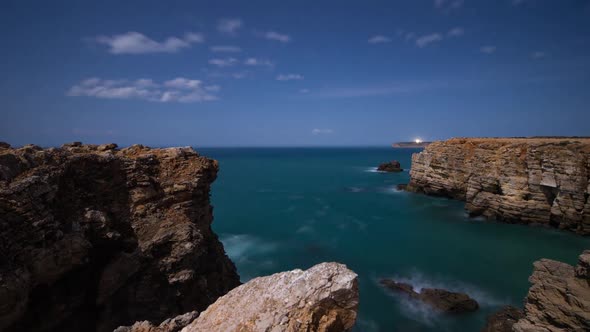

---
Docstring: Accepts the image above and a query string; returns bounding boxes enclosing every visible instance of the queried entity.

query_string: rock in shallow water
[180,262,359,332]
[377,160,403,172]
[380,279,479,313]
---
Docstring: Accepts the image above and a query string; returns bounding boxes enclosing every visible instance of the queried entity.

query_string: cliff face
[407,138,590,234]
[0,143,240,332]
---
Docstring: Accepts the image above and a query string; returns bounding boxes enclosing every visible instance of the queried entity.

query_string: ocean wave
[220,233,277,263]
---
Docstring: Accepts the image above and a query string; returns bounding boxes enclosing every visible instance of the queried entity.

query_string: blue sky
[1,0,589,147]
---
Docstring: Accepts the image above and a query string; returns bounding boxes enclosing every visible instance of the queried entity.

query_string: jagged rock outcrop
[407,138,590,234]
[512,250,590,332]
[377,160,403,172]
[0,143,240,332]
[481,306,524,332]
[114,311,200,332]
[177,262,359,332]
[380,279,479,314]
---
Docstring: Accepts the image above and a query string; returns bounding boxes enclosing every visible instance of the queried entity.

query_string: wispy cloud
[210,45,242,53]
[264,31,291,43]
[416,33,443,47]
[531,51,546,59]
[368,35,392,44]
[312,128,334,135]
[67,77,219,103]
[300,89,310,94]
[94,32,203,54]
[447,27,464,37]
[244,57,274,67]
[276,74,304,81]
[217,18,242,35]
[480,45,497,54]
[209,58,239,67]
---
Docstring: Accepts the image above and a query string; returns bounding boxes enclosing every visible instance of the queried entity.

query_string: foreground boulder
[0,143,240,332]
[380,279,479,313]
[377,160,403,172]
[512,250,590,331]
[406,138,590,234]
[179,262,359,332]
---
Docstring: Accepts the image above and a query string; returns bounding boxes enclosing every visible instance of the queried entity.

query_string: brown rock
[98,143,119,151]
[406,138,590,234]
[0,142,10,149]
[512,251,590,331]
[182,262,359,332]
[377,160,403,172]
[380,279,479,314]
[481,306,524,332]
[0,144,239,332]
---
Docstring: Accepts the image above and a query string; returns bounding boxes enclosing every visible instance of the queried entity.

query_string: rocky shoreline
[406,138,590,235]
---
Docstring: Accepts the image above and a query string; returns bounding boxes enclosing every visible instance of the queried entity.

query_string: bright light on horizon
[415,138,422,144]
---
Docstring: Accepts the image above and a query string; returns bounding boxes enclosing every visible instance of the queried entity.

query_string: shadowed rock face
[407,138,590,234]
[481,306,524,332]
[377,161,403,172]
[0,143,240,332]
[181,262,359,332]
[512,250,590,332]
[380,279,479,314]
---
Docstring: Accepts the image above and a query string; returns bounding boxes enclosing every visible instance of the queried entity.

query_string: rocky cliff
[0,143,240,332]
[407,138,590,234]
[117,262,359,332]
[483,250,590,332]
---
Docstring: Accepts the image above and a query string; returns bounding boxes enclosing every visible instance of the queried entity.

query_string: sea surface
[197,147,590,332]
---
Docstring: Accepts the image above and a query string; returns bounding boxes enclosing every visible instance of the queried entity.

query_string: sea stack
[377,160,403,172]
[406,138,590,234]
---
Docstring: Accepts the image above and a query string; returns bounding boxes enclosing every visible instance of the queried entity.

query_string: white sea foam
[220,234,277,263]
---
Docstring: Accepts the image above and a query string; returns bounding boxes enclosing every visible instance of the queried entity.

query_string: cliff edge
[0,143,240,331]
[407,138,590,234]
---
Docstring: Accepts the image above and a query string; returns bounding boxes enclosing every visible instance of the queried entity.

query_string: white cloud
[264,31,291,43]
[531,51,546,59]
[447,27,464,37]
[277,74,304,81]
[480,45,497,54]
[368,35,392,44]
[312,128,334,135]
[209,58,239,67]
[210,45,242,53]
[67,77,219,103]
[217,18,242,35]
[244,58,274,67]
[95,32,203,54]
[416,33,443,47]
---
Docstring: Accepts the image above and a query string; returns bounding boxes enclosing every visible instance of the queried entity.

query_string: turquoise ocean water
[198,147,590,332]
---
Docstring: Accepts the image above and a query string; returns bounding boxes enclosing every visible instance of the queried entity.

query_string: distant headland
[392,141,432,148]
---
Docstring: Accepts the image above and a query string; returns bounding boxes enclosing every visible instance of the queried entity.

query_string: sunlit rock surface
[407,138,590,234]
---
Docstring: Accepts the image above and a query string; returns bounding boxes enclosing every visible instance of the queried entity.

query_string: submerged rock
[481,306,524,332]
[380,279,479,313]
[377,160,403,172]
[512,250,590,332]
[0,144,239,332]
[182,262,359,332]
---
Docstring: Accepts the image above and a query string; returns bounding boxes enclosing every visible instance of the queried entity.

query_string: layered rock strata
[0,143,240,332]
[512,250,590,332]
[407,138,590,234]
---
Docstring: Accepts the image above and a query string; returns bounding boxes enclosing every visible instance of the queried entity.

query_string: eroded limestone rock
[181,262,359,332]
[407,138,590,234]
[0,143,239,332]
